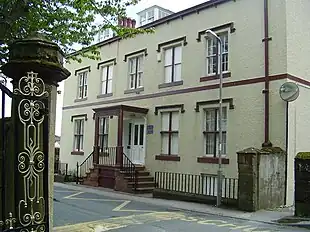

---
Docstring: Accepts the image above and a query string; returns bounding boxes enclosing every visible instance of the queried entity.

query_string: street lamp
[206,29,223,207]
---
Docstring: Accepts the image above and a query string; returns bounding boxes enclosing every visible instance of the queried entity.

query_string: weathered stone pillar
[295,152,310,217]
[237,147,286,212]
[1,34,70,231]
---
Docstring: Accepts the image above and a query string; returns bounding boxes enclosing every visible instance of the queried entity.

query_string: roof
[67,0,232,58]
[136,5,175,15]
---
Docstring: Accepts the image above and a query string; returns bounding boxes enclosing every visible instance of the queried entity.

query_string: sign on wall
[147,125,154,134]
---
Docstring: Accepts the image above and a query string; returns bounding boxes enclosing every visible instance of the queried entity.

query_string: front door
[127,120,145,164]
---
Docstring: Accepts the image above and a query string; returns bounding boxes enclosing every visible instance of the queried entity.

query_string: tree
[0,0,152,64]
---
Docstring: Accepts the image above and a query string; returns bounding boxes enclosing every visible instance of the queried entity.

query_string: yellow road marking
[63,191,84,199]
[68,197,124,202]
[112,200,154,213]
[55,190,79,193]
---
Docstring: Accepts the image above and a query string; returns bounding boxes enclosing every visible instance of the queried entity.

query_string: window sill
[124,87,144,94]
[74,98,88,103]
[97,93,113,99]
[158,80,183,89]
[200,72,231,82]
[155,155,180,161]
[197,156,229,164]
[71,151,84,156]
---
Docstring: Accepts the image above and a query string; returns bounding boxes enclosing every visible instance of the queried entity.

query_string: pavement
[53,183,310,231]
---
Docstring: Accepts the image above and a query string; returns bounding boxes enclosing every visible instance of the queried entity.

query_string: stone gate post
[1,35,70,231]
[237,147,286,212]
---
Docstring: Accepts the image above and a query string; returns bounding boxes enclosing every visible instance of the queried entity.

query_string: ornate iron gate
[0,72,49,232]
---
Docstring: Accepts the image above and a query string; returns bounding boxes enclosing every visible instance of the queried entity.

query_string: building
[137,5,174,26]
[60,0,310,205]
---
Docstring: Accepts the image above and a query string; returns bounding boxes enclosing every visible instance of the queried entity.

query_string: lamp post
[206,29,223,207]
[0,73,7,119]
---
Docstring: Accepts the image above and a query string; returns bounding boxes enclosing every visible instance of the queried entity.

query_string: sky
[0,0,207,137]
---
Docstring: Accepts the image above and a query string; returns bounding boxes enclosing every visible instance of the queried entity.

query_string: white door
[127,121,145,164]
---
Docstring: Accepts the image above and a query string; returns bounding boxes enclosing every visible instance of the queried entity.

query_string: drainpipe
[262,0,272,147]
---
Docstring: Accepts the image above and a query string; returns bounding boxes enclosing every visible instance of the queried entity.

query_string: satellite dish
[279,82,299,102]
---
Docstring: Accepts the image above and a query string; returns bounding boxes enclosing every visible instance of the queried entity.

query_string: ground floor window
[99,117,109,151]
[204,107,227,156]
[73,118,84,151]
[161,111,179,155]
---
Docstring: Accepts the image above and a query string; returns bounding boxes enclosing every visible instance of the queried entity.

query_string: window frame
[77,70,88,99]
[128,55,144,89]
[73,118,85,152]
[100,63,113,95]
[203,107,228,157]
[163,45,182,83]
[98,117,109,152]
[160,110,180,156]
[205,31,229,76]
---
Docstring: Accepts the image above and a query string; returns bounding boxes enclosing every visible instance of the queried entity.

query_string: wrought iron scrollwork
[12,71,48,232]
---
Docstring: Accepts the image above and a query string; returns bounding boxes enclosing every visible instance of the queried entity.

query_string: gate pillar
[1,34,70,231]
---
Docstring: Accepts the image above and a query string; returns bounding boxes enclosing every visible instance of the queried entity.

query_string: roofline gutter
[262,0,272,147]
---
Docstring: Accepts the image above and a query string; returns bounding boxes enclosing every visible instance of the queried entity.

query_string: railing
[98,146,117,166]
[154,171,238,200]
[78,152,94,180]
[54,160,68,175]
[121,152,137,191]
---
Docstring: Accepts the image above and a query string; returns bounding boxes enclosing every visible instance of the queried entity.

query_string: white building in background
[137,5,174,26]
[95,5,174,43]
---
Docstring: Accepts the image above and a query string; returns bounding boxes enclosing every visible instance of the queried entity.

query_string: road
[53,185,308,232]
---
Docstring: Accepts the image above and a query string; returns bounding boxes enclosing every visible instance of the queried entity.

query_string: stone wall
[238,147,286,212]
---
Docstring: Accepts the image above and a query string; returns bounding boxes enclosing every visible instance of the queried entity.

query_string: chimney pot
[132,19,136,28]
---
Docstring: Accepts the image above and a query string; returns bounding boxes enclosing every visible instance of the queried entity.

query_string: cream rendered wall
[287,84,310,206]
[285,0,310,206]
[286,0,310,79]
[61,0,289,176]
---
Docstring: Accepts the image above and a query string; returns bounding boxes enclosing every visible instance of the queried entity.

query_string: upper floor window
[73,118,84,152]
[101,64,113,94]
[164,46,182,83]
[128,55,143,89]
[161,111,179,155]
[204,107,227,157]
[77,71,88,99]
[147,10,154,21]
[206,32,229,75]
[140,13,146,25]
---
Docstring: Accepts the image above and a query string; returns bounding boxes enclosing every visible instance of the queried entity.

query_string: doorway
[124,118,145,165]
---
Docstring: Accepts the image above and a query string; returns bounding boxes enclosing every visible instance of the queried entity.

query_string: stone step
[124,176,154,182]
[128,181,155,188]
[133,187,154,194]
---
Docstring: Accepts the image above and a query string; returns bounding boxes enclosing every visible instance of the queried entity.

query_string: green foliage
[296,152,310,159]
[0,0,153,64]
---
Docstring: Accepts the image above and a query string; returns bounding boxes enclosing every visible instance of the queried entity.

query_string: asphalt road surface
[53,186,308,232]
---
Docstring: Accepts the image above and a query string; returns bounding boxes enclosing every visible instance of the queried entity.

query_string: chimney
[118,17,136,28]
[132,19,136,28]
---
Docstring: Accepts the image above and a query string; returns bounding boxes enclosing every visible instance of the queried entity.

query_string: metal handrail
[76,151,94,184]
[121,152,137,191]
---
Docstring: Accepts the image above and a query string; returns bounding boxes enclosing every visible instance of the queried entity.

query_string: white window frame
[128,55,143,89]
[98,117,109,151]
[203,106,228,157]
[77,71,88,99]
[100,63,113,94]
[164,45,182,83]
[140,12,146,25]
[160,109,180,155]
[205,31,229,76]
[147,10,154,22]
[73,118,85,152]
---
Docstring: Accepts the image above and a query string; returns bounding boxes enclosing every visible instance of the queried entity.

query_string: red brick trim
[71,151,84,156]
[155,155,180,161]
[197,156,229,164]
[200,72,231,82]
